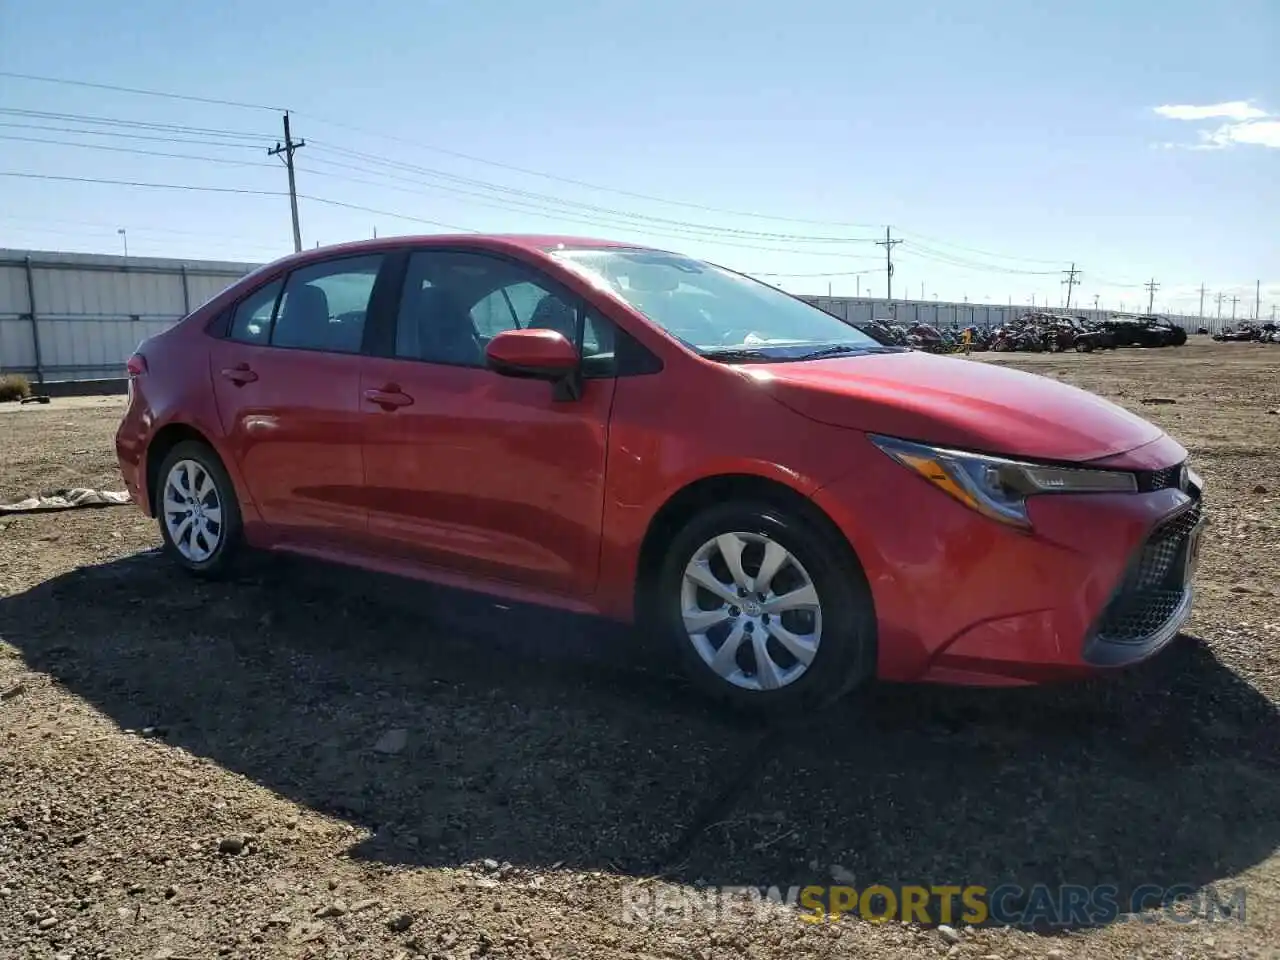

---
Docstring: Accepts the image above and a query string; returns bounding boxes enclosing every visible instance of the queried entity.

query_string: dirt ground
[1,341,1277,960]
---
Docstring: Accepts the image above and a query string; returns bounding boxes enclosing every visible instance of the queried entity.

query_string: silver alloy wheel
[162,459,223,563]
[680,531,822,692]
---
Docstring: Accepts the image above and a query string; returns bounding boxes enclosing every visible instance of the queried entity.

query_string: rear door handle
[363,385,414,410]
[220,364,258,385]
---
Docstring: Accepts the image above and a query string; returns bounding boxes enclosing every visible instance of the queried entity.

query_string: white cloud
[1152,101,1279,150]
[1154,101,1268,121]
[1194,119,1280,150]
[1220,120,1280,148]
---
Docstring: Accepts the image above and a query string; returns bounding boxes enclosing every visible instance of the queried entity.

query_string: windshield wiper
[700,347,782,363]
[798,343,908,360]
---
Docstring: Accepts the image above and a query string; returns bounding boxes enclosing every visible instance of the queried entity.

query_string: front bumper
[811,443,1204,686]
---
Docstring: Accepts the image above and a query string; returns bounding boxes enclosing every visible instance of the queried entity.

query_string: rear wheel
[154,440,243,577]
[655,501,876,715]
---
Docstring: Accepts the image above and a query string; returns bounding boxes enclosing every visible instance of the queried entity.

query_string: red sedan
[116,235,1204,713]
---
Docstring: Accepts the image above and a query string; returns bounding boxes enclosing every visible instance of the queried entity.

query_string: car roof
[259,234,654,272]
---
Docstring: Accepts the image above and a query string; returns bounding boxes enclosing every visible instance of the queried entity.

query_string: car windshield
[549,247,892,362]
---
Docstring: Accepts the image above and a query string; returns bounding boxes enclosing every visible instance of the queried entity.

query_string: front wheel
[154,440,244,577]
[655,501,876,715]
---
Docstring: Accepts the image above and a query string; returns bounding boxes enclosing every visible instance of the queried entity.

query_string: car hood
[745,351,1163,463]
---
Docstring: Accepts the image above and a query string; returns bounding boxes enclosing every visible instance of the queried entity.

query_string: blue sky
[0,0,1275,315]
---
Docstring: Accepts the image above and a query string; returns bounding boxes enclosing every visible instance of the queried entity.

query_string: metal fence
[0,248,1240,383]
[0,249,255,382]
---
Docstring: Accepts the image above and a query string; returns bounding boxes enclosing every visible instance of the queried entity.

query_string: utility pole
[1230,296,1240,321]
[1144,278,1160,314]
[1216,291,1225,320]
[1255,279,1261,320]
[1093,293,1100,311]
[1198,283,1206,318]
[268,111,306,253]
[876,227,902,301]
[1061,263,1081,309]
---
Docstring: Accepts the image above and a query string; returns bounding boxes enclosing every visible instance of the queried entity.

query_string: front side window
[228,278,283,345]
[271,255,383,354]
[393,250,615,373]
[469,280,549,337]
[551,247,893,363]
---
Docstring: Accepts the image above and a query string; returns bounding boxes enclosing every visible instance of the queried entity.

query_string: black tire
[1075,340,1093,352]
[153,440,244,578]
[654,500,876,716]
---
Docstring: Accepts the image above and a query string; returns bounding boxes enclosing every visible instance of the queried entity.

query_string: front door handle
[363,385,414,410]
[220,363,258,385]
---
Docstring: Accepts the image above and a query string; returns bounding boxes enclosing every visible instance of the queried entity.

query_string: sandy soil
[1,341,1277,960]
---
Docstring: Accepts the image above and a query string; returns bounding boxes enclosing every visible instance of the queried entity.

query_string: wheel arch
[145,422,227,514]
[633,472,870,623]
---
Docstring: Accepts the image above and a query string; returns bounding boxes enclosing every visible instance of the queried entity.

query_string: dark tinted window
[271,255,383,354]
[228,279,283,344]
[394,250,616,375]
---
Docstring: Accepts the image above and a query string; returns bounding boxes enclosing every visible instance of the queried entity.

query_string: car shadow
[1,549,1277,933]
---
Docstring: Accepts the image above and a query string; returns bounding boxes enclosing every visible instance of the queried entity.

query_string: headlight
[869,434,1138,528]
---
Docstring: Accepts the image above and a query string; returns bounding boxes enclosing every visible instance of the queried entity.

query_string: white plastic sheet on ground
[0,488,132,514]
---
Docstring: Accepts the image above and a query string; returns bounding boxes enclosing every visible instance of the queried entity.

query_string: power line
[298,113,884,230]
[2,73,1103,270]
[0,120,270,149]
[3,71,1176,283]
[296,194,474,233]
[0,134,277,168]
[305,142,881,244]
[892,227,1066,265]
[294,163,880,257]
[0,70,282,112]
[0,107,272,141]
[750,268,885,278]
[900,242,1062,276]
[0,171,285,197]
[0,215,287,255]
[0,170,475,234]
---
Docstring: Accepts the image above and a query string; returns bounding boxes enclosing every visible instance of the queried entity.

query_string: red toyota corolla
[115,235,1204,713]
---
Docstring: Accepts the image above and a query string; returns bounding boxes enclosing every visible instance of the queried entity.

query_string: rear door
[207,253,388,548]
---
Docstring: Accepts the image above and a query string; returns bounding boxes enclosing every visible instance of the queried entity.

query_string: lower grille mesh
[1095,501,1201,644]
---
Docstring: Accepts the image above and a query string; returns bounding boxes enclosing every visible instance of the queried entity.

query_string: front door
[208,253,387,548]
[359,249,615,598]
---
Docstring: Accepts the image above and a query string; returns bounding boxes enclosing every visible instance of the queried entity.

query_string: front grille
[1094,500,1202,644]
[1140,462,1184,492]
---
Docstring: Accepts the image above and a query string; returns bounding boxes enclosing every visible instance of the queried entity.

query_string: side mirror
[485,328,579,381]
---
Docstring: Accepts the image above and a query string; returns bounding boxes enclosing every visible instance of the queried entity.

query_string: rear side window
[272,255,383,354]
[228,279,283,344]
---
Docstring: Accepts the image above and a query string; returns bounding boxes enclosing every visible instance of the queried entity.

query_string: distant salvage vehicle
[1103,314,1187,348]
